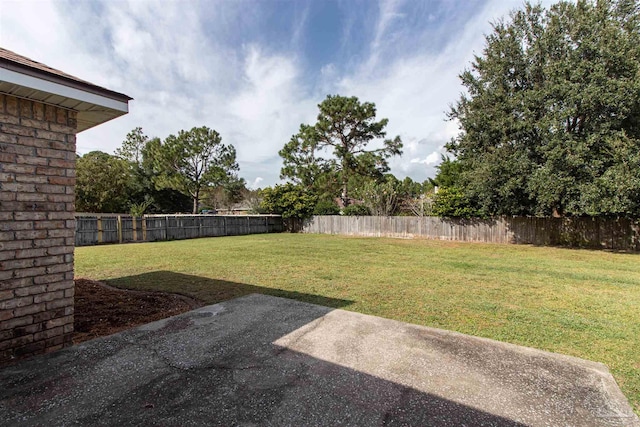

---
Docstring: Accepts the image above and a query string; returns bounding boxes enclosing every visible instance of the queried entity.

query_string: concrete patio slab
[1,294,638,426]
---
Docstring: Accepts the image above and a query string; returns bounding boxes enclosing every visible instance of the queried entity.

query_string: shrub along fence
[302,216,640,251]
[75,214,283,246]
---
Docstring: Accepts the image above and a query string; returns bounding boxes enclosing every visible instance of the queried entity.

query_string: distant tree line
[76,126,247,214]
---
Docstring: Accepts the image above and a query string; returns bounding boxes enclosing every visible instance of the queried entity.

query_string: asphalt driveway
[1,294,638,426]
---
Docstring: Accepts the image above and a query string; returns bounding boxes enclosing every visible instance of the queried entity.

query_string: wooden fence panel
[302,216,640,251]
[75,214,284,247]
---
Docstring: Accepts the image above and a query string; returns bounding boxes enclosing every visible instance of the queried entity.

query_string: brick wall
[0,94,77,363]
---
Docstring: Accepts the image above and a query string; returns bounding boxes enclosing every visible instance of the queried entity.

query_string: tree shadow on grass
[105,270,354,309]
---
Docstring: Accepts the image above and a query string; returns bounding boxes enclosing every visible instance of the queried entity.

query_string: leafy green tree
[280,95,402,206]
[259,184,318,220]
[115,127,147,166]
[153,126,239,214]
[431,187,482,218]
[359,176,401,216]
[341,204,372,216]
[76,151,134,213]
[447,0,640,217]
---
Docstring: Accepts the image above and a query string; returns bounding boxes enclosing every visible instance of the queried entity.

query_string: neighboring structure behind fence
[75,214,283,246]
[302,216,640,251]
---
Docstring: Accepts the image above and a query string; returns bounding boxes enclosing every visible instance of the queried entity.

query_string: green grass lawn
[75,233,640,413]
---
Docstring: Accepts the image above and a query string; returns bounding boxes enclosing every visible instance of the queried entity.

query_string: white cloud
[411,151,441,166]
[0,0,553,188]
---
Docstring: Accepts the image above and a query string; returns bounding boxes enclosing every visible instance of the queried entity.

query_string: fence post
[97,217,103,244]
[223,216,227,235]
[132,217,137,241]
[117,215,123,244]
[165,216,169,240]
[142,216,147,241]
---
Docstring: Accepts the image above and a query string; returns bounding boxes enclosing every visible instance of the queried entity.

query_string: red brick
[0,133,17,143]
[0,152,17,162]
[0,212,13,221]
[0,251,15,261]
[15,174,47,184]
[12,266,47,279]
[44,105,56,121]
[1,163,35,174]
[45,315,73,329]
[45,298,72,310]
[47,228,74,238]
[45,262,72,273]
[36,147,67,159]
[0,221,31,231]
[34,255,64,267]
[13,285,46,297]
[0,231,15,241]
[48,176,75,186]
[0,310,12,322]
[2,182,36,192]
[63,324,74,334]
[34,290,65,303]
[48,158,74,169]
[5,96,18,116]
[0,335,34,352]
[64,306,74,316]
[47,281,73,292]
[14,212,47,221]
[15,229,46,240]
[47,246,73,255]
[13,323,42,336]
[0,113,20,125]
[38,184,66,194]
[33,220,65,229]
[34,129,65,142]
[19,99,33,118]
[49,123,74,134]
[16,154,48,166]
[47,212,73,220]
[19,118,48,130]
[0,191,16,201]
[55,108,67,125]
[0,240,31,251]
[33,103,44,120]
[0,277,32,290]
[0,295,33,310]
[33,273,65,285]
[0,315,33,330]
[33,326,64,341]
[1,258,34,270]
[1,124,33,137]
[0,290,13,301]
[15,248,47,259]
[47,194,74,203]
[0,142,35,155]
[16,192,47,202]
[32,311,53,323]
[35,166,65,176]
[13,303,46,317]
[32,238,64,248]
[64,287,74,298]
[65,168,75,178]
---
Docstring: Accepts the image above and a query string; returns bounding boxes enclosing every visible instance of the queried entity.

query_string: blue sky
[1,0,544,188]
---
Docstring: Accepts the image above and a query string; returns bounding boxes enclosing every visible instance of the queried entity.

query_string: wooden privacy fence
[302,216,640,251]
[75,214,284,246]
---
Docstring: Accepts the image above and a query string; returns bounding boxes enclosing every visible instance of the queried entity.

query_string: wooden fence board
[302,216,640,251]
[75,214,283,246]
